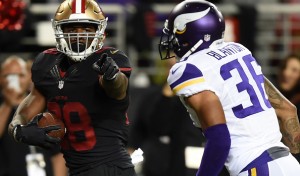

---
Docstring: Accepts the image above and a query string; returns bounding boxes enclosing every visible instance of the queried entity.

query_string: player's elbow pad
[197,124,231,176]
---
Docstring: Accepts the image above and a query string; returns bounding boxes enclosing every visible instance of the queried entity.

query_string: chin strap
[181,39,203,59]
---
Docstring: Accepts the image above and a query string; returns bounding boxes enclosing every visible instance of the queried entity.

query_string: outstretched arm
[93,53,128,100]
[100,72,128,100]
[264,76,300,154]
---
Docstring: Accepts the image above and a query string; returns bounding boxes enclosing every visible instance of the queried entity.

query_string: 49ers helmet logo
[71,0,86,14]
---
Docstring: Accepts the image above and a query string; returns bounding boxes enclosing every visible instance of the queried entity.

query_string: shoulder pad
[43,48,60,55]
[168,63,206,95]
[31,51,61,83]
[96,47,127,57]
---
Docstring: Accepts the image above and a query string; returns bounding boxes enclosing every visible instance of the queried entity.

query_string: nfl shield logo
[58,80,64,89]
[204,34,211,42]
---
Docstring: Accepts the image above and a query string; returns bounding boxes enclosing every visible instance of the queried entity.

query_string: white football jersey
[167,41,287,176]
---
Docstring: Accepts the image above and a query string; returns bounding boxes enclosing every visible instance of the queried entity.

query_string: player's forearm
[197,124,231,176]
[8,89,46,138]
[279,115,300,154]
[101,72,128,100]
[8,100,30,138]
[264,76,300,153]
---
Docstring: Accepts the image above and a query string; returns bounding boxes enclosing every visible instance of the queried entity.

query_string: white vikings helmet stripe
[174,7,210,32]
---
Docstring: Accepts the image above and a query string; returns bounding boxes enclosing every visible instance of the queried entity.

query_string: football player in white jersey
[158,0,300,176]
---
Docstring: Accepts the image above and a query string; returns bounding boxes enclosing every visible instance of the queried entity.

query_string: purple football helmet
[159,0,225,60]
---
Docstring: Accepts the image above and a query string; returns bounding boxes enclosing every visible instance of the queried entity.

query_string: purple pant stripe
[248,163,269,176]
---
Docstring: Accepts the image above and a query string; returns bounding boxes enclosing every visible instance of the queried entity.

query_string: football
[38,112,66,140]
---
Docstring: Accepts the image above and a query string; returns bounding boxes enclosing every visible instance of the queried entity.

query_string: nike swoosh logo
[171,65,182,74]
[110,50,119,54]
[174,7,210,31]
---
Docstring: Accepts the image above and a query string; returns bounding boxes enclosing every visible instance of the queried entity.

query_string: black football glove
[92,53,120,81]
[13,113,61,149]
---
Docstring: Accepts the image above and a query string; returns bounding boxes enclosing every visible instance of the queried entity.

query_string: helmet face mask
[159,0,225,60]
[62,24,95,53]
[52,0,107,62]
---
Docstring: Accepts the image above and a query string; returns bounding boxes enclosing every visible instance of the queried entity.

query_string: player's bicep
[185,90,226,130]
[15,86,46,123]
[263,76,296,116]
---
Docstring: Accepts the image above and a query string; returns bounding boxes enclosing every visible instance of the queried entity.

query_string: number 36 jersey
[167,42,287,175]
[31,47,133,175]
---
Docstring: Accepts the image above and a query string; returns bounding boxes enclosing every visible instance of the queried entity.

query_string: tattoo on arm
[264,78,284,109]
[264,77,300,153]
[280,117,300,153]
[285,118,300,133]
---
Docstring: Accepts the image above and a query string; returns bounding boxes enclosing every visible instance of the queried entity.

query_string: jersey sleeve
[104,48,132,78]
[167,62,214,97]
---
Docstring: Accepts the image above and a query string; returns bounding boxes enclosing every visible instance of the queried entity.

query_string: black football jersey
[31,47,133,174]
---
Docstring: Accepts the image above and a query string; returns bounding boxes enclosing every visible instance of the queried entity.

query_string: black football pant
[72,165,136,176]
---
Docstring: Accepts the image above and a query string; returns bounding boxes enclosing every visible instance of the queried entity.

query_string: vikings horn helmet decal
[52,0,107,62]
[174,8,210,33]
[159,0,225,60]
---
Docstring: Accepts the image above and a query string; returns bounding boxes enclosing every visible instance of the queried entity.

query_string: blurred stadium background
[0,0,300,86]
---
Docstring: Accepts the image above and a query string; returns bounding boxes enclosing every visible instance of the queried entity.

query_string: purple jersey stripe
[170,63,204,89]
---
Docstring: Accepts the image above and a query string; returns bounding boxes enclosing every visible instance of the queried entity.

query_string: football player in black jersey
[8,0,136,176]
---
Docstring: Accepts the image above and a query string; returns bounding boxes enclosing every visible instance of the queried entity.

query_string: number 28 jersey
[167,42,287,175]
[31,47,133,174]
